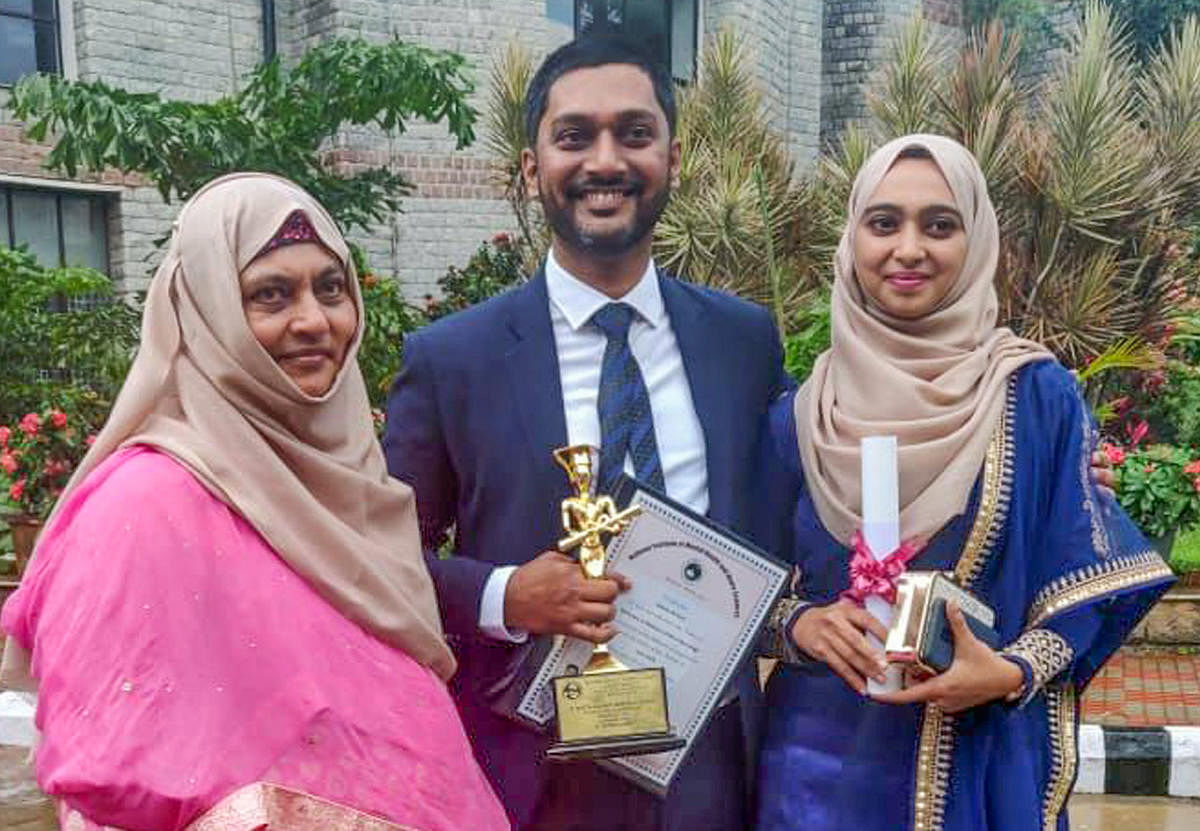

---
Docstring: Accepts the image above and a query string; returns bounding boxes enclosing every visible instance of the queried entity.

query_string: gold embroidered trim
[1002,628,1074,694]
[187,782,415,831]
[912,706,955,831]
[912,383,1015,831]
[762,595,808,662]
[1041,684,1078,831]
[953,384,1015,589]
[1026,552,1174,629]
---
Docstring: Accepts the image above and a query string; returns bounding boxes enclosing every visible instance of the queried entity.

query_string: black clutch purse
[885,572,999,675]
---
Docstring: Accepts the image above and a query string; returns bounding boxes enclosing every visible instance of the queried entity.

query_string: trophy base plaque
[547,667,684,761]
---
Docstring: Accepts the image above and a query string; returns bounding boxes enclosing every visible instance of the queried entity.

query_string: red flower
[43,459,68,477]
[1127,419,1149,448]
[0,426,9,447]
[0,452,16,475]
[1110,397,1131,415]
[491,231,511,247]
[1185,461,1200,476]
[1102,444,1127,466]
[18,413,41,436]
[9,478,25,501]
[85,434,97,447]
[48,410,67,429]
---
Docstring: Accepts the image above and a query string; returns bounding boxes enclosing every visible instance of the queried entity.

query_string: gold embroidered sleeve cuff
[1001,628,1074,707]
[762,595,811,663]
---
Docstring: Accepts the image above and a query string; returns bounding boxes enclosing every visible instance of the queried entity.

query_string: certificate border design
[911,382,1015,831]
[602,489,790,792]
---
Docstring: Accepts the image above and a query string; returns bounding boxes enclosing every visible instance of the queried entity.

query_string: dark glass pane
[671,0,697,81]
[12,189,61,267]
[33,17,56,72]
[62,194,108,271]
[32,0,56,21]
[0,2,34,17]
[0,15,37,85]
[0,191,10,248]
[623,1,669,72]
[575,1,671,75]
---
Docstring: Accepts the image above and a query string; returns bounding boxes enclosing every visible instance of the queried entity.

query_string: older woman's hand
[871,601,1023,712]
[791,599,890,694]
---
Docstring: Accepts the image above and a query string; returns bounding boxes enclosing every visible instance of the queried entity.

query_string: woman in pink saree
[0,173,509,831]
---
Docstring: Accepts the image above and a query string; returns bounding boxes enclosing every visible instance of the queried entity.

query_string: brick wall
[0,1,975,298]
[704,0,823,169]
[820,0,964,146]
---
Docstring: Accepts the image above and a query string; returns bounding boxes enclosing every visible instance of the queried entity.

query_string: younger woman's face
[853,157,968,320]
[239,241,357,396]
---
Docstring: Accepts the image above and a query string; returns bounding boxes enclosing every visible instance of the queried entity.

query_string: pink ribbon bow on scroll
[840,531,922,606]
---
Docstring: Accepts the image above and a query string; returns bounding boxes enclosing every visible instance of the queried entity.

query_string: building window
[0,185,109,272]
[0,0,61,86]
[575,0,698,83]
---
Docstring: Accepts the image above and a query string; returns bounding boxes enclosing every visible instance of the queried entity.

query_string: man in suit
[384,33,789,830]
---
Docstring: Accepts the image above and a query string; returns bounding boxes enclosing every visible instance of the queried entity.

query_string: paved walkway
[1082,649,1200,727]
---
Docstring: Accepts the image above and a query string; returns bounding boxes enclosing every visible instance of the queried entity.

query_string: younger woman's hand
[791,598,889,694]
[871,601,1023,712]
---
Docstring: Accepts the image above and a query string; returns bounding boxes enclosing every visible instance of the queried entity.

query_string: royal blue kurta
[755,361,1174,831]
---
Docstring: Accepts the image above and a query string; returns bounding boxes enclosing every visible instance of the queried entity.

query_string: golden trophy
[545,445,685,761]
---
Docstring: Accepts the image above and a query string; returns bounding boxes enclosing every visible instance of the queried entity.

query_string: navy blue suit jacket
[383,267,790,825]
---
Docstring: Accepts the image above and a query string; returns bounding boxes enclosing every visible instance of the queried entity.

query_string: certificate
[514,475,790,796]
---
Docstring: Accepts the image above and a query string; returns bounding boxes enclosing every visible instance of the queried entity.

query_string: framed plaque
[514,475,790,796]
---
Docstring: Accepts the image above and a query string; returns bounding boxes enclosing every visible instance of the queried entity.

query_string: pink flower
[491,231,511,247]
[85,434,97,447]
[9,478,25,501]
[1127,419,1149,448]
[0,452,16,475]
[1185,461,1200,476]
[1111,397,1131,415]
[0,426,9,447]
[43,460,67,477]
[1103,444,1127,466]
[48,410,67,429]
[18,413,41,436]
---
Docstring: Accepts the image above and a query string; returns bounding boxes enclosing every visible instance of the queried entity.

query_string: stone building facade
[0,0,966,298]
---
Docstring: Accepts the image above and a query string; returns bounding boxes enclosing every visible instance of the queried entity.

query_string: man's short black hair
[523,30,677,149]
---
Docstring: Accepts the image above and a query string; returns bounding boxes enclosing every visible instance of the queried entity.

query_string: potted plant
[0,407,94,574]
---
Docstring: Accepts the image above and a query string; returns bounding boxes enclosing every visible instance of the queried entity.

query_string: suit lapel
[659,273,735,524]
[504,267,570,470]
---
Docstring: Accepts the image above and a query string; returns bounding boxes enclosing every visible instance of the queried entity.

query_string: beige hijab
[795,134,1052,546]
[3,172,454,685]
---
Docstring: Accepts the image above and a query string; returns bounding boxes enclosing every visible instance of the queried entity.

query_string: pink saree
[2,447,509,831]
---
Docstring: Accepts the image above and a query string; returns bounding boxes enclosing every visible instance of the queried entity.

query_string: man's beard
[540,175,670,258]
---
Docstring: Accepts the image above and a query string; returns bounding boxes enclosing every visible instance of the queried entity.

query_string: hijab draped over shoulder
[794,134,1052,546]
[5,172,455,683]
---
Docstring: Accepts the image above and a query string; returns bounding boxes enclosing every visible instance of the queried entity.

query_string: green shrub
[425,233,527,322]
[0,247,139,433]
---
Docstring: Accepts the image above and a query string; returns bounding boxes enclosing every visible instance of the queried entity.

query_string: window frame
[0,0,64,87]
[0,182,111,273]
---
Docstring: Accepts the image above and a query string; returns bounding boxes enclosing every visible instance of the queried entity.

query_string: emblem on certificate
[545,445,685,761]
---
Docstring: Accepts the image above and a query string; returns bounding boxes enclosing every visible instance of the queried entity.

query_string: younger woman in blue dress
[755,134,1174,830]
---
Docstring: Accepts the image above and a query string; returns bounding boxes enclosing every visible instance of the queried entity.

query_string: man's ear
[668,137,682,190]
[520,147,540,199]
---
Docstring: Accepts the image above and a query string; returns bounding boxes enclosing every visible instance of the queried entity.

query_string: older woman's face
[853,157,968,320]
[239,241,357,396]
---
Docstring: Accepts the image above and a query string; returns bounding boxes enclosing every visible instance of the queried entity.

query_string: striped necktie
[590,302,665,495]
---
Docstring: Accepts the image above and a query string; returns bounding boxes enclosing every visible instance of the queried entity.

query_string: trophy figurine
[545,445,685,761]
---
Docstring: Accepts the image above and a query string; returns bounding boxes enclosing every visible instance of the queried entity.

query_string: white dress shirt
[478,250,709,641]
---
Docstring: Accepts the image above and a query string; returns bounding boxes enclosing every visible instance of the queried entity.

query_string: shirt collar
[545,247,664,332]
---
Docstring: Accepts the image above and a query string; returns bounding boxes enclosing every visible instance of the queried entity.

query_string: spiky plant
[856,2,1200,368]
[482,42,547,274]
[653,29,831,335]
